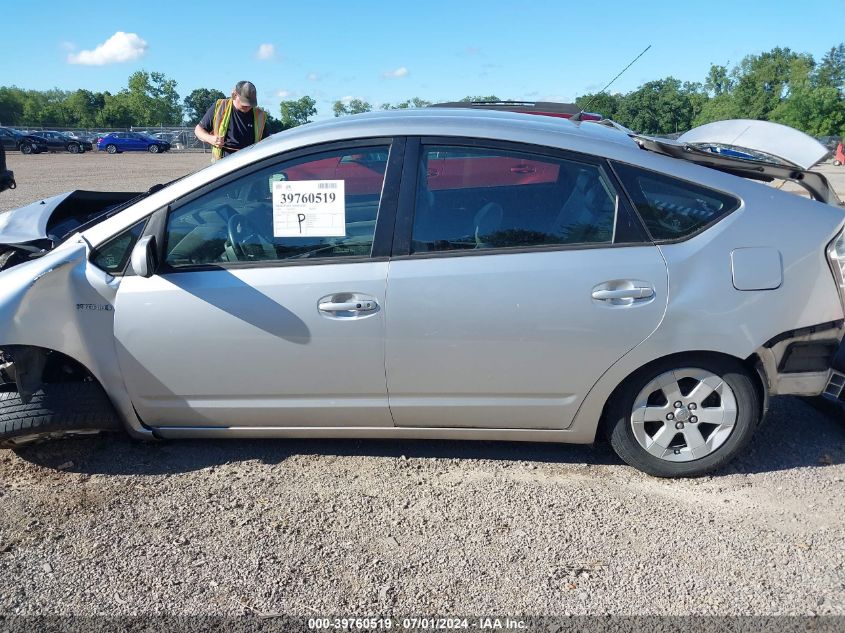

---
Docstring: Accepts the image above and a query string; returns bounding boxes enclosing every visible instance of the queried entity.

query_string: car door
[385,139,668,429]
[108,133,125,150]
[112,139,403,429]
[127,132,145,151]
[0,129,14,150]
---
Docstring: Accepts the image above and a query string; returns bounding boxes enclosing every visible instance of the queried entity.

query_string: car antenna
[571,44,651,122]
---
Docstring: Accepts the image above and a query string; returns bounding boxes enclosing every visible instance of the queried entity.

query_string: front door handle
[318,300,377,312]
[591,287,654,301]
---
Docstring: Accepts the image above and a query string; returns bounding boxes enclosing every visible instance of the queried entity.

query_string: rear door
[385,139,668,429]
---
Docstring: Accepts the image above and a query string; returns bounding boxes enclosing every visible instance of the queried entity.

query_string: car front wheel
[606,356,760,477]
[0,382,121,448]
[148,144,160,154]
[20,143,33,155]
[106,144,118,154]
[68,143,81,154]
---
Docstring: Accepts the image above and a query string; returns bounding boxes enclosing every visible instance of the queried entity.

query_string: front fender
[0,240,152,438]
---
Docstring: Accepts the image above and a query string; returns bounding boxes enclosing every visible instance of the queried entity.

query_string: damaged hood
[0,192,73,245]
[0,190,141,248]
[601,118,843,206]
[677,119,829,170]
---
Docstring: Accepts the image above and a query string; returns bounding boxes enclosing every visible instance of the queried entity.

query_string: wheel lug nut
[690,416,698,424]
[675,421,684,430]
[667,413,675,420]
[674,401,683,408]
[688,403,697,410]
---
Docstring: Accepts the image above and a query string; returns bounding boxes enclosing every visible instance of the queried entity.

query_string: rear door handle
[318,300,377,312]
[591,287,654,301]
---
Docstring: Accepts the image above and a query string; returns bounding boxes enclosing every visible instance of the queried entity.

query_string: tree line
[0,44,842,138]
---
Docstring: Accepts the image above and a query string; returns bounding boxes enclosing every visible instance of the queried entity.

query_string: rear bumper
[756,321,845,397]
[822,336,845,404]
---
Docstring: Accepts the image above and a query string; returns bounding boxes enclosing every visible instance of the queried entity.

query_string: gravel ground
[0,151,209,214]
[0,150,844,620]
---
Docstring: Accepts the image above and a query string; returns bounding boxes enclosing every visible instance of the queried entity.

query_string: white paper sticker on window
[272,180,346,237]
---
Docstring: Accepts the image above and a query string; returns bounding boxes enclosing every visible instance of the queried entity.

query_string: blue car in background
[97,132,171,154]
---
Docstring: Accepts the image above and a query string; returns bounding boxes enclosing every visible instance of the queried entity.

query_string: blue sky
[3,0,843,120]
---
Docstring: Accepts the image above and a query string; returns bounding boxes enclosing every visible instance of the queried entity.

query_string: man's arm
[194,124,225,148]
[194,102,226,149]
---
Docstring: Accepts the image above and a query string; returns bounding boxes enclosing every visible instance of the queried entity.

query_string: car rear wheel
[0,382,122,448]
[68,143,81,154]
[148,144,160,154]
[605,356,760,477]
[20,143,33,155]
[106,144,118,154]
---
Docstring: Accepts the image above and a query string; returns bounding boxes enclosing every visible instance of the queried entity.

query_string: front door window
[164,146,390,267]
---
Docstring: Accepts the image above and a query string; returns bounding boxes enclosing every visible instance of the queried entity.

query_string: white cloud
[340,95,356,104]
[276,89,295,98]
[382,67,409,79]
[307,72,320,81]
[67,32,147,66]
[256,43,276,60]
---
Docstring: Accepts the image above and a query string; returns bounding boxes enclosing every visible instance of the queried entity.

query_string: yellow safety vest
[211,98,267,161]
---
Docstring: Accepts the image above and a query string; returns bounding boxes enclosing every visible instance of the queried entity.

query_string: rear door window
[612,162,740,241]
[411,145,620,253]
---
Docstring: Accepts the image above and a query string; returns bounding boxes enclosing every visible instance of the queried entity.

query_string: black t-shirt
[199,100,268,155]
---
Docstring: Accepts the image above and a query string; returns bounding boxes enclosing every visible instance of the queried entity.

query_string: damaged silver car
[1,109,843,477]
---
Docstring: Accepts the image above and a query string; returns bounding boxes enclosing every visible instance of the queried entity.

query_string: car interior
[164,152,386,266]
[410,150,617,252]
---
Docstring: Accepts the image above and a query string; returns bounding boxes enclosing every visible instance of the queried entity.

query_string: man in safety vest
[194,80,268,161]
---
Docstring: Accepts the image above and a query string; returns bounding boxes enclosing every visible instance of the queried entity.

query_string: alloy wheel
[629,368,737,462]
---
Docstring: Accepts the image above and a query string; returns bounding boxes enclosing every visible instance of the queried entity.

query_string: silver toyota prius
[1,109,844,477]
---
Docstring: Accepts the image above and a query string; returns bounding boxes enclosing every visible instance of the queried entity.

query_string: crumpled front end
[0,240,149,437]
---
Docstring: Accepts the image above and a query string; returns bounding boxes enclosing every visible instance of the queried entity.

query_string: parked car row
[0,128,172,155]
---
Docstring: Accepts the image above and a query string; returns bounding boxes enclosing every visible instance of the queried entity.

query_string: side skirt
[151,425,596,444]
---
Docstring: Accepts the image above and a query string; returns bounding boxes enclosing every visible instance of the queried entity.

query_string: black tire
[68,143,81,154]
[106,144,118,154]
[148,144,160,154]
[0,382,121,448]
[20,143,33,155]
[605,356,760,477]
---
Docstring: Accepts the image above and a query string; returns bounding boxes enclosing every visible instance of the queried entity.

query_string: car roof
[254,108,638,161]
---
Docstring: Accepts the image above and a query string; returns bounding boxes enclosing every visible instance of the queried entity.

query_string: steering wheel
[227,213,268,261]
